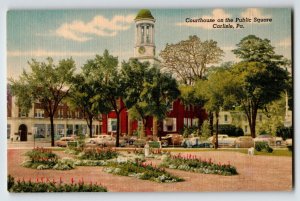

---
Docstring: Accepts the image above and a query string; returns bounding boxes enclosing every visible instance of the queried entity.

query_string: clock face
[138,46,146,54]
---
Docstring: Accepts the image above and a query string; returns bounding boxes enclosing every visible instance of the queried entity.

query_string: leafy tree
[195,69,234,148]
[231,35,289,137]
[9,58,75,146]
[68,66,111,138]
[229,62,288,137]
[121,59,152,137]
[82,50,127,147]
[160,35,224,84]
[141,67,180,139]
[232,35,284,65]
[179,84,205,129]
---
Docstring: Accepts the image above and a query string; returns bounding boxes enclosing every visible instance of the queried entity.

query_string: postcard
[7,8,293,192]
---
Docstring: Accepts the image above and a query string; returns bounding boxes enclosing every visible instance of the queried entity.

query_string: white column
[149,25,153,44]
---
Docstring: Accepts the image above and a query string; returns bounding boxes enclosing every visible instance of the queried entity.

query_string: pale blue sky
[7,8,292,78]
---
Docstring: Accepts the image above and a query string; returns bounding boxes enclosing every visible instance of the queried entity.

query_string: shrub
[276,126,293,140]
[255,142,273,153]
[182,126,200,138]
[104,161,183,183]
[214,124,244,137]
[160,154,238,176]
[78,148,118,160]
[23,148,75,170]
[25,147,58,167]
[23,147,59,169]
[53,158,76,170]
[8,175,15,191]
[8,176,107,192]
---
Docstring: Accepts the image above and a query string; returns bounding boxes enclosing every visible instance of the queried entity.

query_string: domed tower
[133,9,159,64]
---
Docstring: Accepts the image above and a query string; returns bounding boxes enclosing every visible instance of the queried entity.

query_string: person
[212,135,217,148]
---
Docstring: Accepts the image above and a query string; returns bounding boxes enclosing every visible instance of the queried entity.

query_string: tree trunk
[153,117,158,140]
[128,115,132,136]
[88,116,93,138]
[215,111,219,149]
[157,120,162,141]
[116,113,120,147]
[250,110,257,138]
[50,115,55,147]
[209,111,214,136]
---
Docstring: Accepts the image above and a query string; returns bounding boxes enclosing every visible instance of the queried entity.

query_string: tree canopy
[9,57,76,146]
[160,35,224,84]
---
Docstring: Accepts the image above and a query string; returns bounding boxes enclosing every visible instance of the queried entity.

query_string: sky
[7,8,292,79]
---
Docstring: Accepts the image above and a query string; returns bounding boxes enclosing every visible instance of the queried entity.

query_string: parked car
[97,136,126,147]
[126,136,138,145]
[285,138,292,146]
[55,137,76,147]
[161,134,184,147]
[234,136,254,148]
[207,134,236,147]
[86,135,110,143]
[182,137,213,148]
[254,135,283,146]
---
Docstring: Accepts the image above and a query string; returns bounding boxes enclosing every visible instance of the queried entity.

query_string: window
[184,118,188,126]
[163,118,177,132]
[245,126,248,133]
[67,111,72,119]
[7,124,11,139]
[259,114,263,122]
[108,118,117,132]
[35,109,44,118]
[224,114,228,122]
[75,111,80,118]
[58,109,63,119]
[141,26,144,43]
[34,124,46,138]
[168,101,174,111]
[192,118,199,127]
[18,109,28,117]
[146,26,150,43]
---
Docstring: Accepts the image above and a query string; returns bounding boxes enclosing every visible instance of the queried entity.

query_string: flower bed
[104,161,183,183]
[8,175,107,192]
[22,148,74,170]
[160,154,238,176]
[78,148,118,160]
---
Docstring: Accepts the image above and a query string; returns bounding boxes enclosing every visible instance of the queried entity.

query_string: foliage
[276,126,293,140]
[9,58,76,146]
[8,175,15,190]
[182,126,200,138]
[53,158,76,170]
[160,35,224,84]
[215,124,244,137]
[195,68,235,148]
[8,176,107,192]
[25,147,58,167]
[230,35,289,138]
[141,67,180,137]
[68,66,111,137]
[200,120,211,139]
[23,148,76,170]
[160,154,238,176]
[232,35,284,65]
[78,148,118,160]
[255,142,273,153]
[104,161,183,183]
